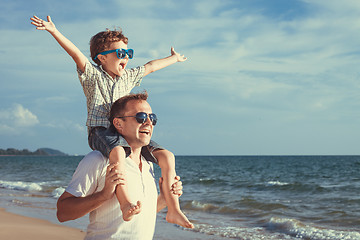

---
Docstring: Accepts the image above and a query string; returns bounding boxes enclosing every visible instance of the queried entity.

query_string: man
[57,91,184,240]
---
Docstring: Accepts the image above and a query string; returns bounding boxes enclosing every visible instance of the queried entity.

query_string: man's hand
[159,176,183,197]
[101,163,125,201]
[171,47,187,62]
[30,15,56,34]
[170,176,183,196]
[157,176,184,212]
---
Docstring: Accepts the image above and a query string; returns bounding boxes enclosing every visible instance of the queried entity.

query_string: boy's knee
[154,149,175,167]
[109,146,126,159]
[155,149,174,160]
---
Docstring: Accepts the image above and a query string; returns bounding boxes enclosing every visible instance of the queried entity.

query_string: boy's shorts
[88,126,162,164]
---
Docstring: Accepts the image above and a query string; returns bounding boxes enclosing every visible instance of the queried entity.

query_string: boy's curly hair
[90,28,129,65]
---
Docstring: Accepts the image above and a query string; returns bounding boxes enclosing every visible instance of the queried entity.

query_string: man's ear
[113,118,123,131]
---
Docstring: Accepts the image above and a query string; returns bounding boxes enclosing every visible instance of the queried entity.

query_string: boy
[30,15,193,229]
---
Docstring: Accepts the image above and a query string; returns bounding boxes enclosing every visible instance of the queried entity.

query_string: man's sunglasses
[117,112,157,126]
[94,48,134,60]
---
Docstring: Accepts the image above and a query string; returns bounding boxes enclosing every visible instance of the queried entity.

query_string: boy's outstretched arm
[144,47,187,76]
[30,15,88,72]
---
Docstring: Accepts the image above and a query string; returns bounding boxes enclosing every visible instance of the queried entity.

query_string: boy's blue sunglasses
[94,48,134,60]
[116,112,157,126]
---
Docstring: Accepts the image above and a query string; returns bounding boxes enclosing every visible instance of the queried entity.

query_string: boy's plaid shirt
[77,62,145,132]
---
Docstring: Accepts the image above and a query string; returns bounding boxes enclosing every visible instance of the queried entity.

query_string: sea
[0,155,359,240]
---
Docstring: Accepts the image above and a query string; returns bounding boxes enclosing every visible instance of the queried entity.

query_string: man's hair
[90,28,129,65]
[109,91,149,125]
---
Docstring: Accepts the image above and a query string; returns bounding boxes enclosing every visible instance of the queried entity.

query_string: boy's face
[99,41,129,78]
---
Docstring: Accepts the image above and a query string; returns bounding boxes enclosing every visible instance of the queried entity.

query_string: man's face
[100,41,129,78]
[119,100,154,149]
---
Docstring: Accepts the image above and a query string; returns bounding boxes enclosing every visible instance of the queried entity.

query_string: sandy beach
[0,208,85,240]
[0,207,222,240]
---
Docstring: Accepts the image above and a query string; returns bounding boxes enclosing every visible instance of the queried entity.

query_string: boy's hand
[30,15,56,34]
[171,47,187,62]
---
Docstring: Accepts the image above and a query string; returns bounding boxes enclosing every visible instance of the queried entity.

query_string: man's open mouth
[139,130,150,135]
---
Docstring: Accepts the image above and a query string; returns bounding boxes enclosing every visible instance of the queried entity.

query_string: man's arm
[157,176,183,213]
[144,47,187,77]
[30,15,88,73]
[57,191,107,222]
[57,163,124,222]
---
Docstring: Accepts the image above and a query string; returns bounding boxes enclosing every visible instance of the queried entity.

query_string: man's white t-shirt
[66,151,158,240]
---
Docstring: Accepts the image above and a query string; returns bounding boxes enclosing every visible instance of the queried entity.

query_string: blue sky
[1,0,360,155]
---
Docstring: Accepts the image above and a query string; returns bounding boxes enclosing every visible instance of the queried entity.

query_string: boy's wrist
[169,54,179,63]
[49,28,58,35]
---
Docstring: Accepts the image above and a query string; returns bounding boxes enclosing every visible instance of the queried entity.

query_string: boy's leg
[89,127,141,221]
[109,146,141,221]
[152,149,194,229]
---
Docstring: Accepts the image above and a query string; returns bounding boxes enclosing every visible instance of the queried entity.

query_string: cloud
[1,0,360,155]
[44,120,86,133]
[0,104,39,134]
[12,104,39,127]
[0,124,16,135]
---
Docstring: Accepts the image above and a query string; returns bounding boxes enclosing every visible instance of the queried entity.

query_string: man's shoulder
[65,151,107,197]
[81,150,107,166]
[84,150,106,160]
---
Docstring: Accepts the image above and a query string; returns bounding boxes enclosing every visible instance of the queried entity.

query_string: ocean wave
[266,181,289,186]
[260,181,327,193]
[0,180,42,191]
[191,217,360,240]
[185,200,222,212]
[184,200,240,214]
[198,177,217,185]
[267,217,360,240]
[196,177,227,186]
[189,223,292,240]
[184,198,290,215]
[240,197,289,211]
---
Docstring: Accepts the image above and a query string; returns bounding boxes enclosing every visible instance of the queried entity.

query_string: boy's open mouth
[120,63,126,69]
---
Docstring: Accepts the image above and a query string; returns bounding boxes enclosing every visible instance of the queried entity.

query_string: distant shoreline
[0,155,58,156]
[0,148,67,156]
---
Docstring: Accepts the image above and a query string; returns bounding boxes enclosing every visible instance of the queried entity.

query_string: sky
[0,0,360,156]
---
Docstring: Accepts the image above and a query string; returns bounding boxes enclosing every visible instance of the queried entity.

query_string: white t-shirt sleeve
[66,151,107,197]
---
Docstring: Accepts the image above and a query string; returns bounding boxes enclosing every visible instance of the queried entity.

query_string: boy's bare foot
[166,210,194,229]
[122,201,141,221]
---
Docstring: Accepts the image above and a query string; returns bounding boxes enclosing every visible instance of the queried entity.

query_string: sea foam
[267,217,360,240]
[267,181,289,186]
[51,187,65,198]
[191,223,293,240]
[0,180,42,191]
